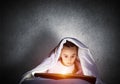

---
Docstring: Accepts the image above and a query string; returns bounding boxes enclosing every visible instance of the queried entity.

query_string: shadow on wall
[2,28,58,84]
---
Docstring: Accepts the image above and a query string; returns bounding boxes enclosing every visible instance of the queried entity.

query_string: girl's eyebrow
[64,54,74,56]
[72,53,77,55]
[63,54,67,56]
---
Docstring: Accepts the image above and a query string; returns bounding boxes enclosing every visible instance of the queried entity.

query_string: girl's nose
[68,57,72,61]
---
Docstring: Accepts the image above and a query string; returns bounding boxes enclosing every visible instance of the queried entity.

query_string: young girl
[47,40,83,75]
[20,37,103,84]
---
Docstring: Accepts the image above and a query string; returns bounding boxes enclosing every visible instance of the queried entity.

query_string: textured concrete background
[1,0,119,84]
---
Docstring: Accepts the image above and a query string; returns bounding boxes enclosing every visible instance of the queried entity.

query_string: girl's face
[60,46,78,66]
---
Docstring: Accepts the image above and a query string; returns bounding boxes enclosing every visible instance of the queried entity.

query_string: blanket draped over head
[20,37,103,84]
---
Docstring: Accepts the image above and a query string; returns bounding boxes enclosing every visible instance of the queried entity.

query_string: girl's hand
[76,70,83,75]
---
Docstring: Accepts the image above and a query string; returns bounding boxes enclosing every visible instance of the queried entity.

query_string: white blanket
[20,37,104,84]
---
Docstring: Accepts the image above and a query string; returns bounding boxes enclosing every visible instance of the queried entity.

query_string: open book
[34,73,96,84]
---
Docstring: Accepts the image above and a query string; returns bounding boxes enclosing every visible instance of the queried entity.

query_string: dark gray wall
[1,0,119,84]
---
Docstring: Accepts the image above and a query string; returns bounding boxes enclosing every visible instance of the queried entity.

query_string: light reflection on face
[60,46,78,66]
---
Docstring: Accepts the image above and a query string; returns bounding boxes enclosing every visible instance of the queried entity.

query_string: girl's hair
[49,40,78,56]
[63,41,78,49]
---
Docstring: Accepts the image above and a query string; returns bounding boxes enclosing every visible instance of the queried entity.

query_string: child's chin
[65,64,73,66]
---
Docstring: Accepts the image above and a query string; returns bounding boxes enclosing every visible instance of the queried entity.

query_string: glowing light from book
[61,70,68,74]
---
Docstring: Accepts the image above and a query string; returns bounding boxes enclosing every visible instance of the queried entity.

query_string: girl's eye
[64,55,68,58]
[71,56,75,58]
